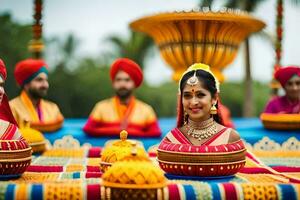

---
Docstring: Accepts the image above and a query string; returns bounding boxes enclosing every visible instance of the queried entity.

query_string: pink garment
[158,127,245,154]
[164,127,231,146]
[264,95,300,114]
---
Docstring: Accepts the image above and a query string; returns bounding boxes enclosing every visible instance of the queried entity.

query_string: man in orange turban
[83,58,161,137]
[9,58,64,132]
[264,66,300,114]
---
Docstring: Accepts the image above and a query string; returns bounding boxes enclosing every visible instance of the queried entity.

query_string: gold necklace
[186,118,217,141]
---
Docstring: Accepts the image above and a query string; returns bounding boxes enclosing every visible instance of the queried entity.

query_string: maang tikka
[186,71,198,86]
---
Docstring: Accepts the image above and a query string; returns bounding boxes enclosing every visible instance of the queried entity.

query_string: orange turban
[275,66,300,87]
[0,59,7,80]
[14,59,48,86]
[110,58,143,88]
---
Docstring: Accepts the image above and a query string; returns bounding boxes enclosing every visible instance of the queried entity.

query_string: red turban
[14,59,48,86]
[0,59,7,80]
[275,66,300,87]
[110,58,143,88]
[0,59,18,126]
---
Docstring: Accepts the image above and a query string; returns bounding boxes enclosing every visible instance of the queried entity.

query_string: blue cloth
[23,67,48,85]
[5,184,15,200]
[44,118,300,150]
[31,185,43,200]
[73,172,81,179]
[182,184,196,200]
[210,183,222,200]
[278,184,297,200]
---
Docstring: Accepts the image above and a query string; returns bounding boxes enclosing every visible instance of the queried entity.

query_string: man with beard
[9,59,64,132]
[83,58,161,137]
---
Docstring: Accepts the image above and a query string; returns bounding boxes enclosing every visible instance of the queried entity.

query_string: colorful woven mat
[1,146,300,199]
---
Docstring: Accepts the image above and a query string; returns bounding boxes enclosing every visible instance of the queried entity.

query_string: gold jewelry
[184,111,188,125]
[210,103,217,115]
[186,118,217,140]
[186,71,199,86]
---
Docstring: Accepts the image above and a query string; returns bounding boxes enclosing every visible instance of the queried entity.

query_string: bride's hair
[177,69,223,126]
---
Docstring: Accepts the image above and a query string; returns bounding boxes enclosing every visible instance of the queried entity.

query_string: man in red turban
[83,58,161,137]
[264,66,300,114]
[9,58,64,132]
[0,58,27,141]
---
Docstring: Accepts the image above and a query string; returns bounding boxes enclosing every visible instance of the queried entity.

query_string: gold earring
[210,103,217,115]
[184,111,189,125]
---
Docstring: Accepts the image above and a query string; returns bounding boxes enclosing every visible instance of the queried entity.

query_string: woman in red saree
[157,63,246,177]
[0,59,24,141]
[0,58,31,179]
[161,63,241,147]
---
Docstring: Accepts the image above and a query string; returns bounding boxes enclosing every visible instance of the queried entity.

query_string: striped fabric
[1,144,300,199]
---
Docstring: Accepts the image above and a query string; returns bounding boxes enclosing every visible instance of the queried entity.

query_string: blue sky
[1,0,300,85]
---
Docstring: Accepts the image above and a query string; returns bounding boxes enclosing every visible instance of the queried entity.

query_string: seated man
[83,58,161,137]
[9,59,64,132]
[0,59,25,140]
[264,66,300,114]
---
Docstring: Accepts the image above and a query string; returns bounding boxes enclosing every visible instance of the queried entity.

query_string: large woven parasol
[130,9,265,82]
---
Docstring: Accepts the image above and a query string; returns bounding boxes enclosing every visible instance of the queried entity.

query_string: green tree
[106,31,154,69]
[224,0,299,116]
[224,0,268,117]
[0,10,272,119]
[0,13,31,98]
[136,82,178,117]
[198,0,274,117]
[220,81,269,117]
[47,33,79,70]
[48,57,113,117]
